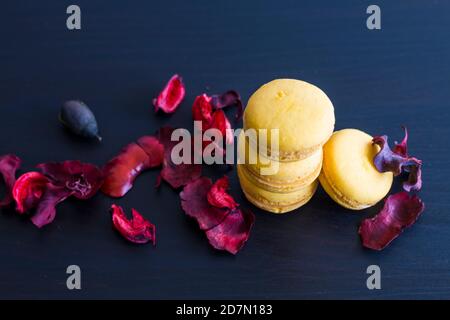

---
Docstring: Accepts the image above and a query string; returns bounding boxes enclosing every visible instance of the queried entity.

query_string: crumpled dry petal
[211,90,243,120]
[0,154,21,207]
[111,204,155,245]
[153,74,185,114]
[206,207,255,255]
[30,185,73,228]
[372,128,422,192]
[180,176,254,254]
[158,127,202,189]
[37,160,104,199]
[192,94,213,128]
[13,172,49,214]
[207,176,238,210]
[102,136,163,197]
[359,191,425,250]
[180,177,229,230]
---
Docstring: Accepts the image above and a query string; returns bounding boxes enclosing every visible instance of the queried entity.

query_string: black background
[0,0,449,299]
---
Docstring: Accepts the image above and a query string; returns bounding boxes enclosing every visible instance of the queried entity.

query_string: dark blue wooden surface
[0,0,449,299]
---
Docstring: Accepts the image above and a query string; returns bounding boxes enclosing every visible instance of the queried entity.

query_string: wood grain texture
[0,0,449,299]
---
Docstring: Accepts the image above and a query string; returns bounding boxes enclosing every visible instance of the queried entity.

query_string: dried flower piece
[211,90,243,120]
[207,176,238,210]
[372,128,422,192]
[102,137,163,197]
[206,208,255,255]
[180,176,254,254]
[359,192,425,250]
[37,160,103,199]
[0,154,22,207]
[180,177,229,230]
[30,185,73,228]
[111,204,156,245]
[13,172,49,214]
[158,127,201,189]
[153,74,185,114]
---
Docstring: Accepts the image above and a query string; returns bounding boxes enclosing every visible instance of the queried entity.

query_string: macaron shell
[320,129,393,209]
[244,79,335,160]
[238,164,318,214]
[237,131,323,192]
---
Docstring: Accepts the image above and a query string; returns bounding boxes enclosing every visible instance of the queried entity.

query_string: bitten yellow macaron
[237,164,318,214]
[319,129,393,210]
[237,131,322,192]
[244,79,335,161]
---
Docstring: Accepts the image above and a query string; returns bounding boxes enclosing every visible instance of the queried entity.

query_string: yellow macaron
[319,129,393,210]
[243,79,335,161]
[237,164,318,214]
[237,131,322,192]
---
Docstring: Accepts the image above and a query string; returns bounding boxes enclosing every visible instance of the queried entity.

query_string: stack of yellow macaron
[237,79,335,213]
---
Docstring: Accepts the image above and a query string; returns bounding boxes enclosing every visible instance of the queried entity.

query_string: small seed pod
[59,100,102,141]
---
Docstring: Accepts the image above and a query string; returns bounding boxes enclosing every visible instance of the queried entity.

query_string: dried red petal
[111,204,155,245]
[13,172,49,214]
[102,136,163,197]
[37,161,103,200]
[180,177,229,230]
[0,154,21,207]
[30,185,73,228]
[158,127,202,189]
[192,94,213,129]
[210,109,234,145]
[359,192,425,250]
[153,74,185,114]
[211,90,243,120]
[180,176,254,254]
[207,176,238,210]
[205,208,255,255]
[393,126,408,157]
[372,129,422,192]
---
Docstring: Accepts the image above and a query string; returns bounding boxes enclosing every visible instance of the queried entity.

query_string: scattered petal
[393,126,408,157]
[211,90,243,120]
[102,137,163,197]
[192,94,213,129]
[37,161,103,199]
[158,127,201,189]
[210,109,234,145]
[372,131,422,192]
[13,172,49,214]
[180,177,229,230]
[30,185,73,228]
[180,176,254,254]
[111,204,156,245]
[153,74,185,114]
[0,154,22,207]
[207,176,238,210]
[205,208,255,255]
[359,192,425,250]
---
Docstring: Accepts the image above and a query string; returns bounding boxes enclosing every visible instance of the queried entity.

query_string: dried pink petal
[211,90,243,120]
[158,127,201,189]
[153,74,185,114]
[359,192,425,250]
[207,176,238,210]
[111,204,155,245]
[12,172,49,214]
[102,136,163,197]
[372,128,422,192]
[180,176,254,254]
[180,177,229,230]
[205,208,255,255]
[0,154,22,207]
[30,185,73,228]
[37,160,103,200]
